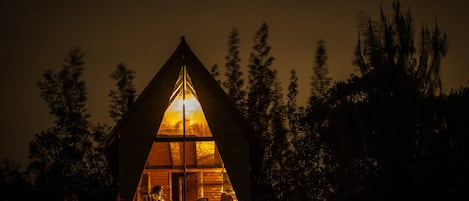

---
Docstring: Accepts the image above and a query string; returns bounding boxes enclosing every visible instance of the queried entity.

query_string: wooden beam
[155,137,215,142]
[144,167,224,172]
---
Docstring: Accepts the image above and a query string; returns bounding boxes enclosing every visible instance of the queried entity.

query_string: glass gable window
[135,66,237,201]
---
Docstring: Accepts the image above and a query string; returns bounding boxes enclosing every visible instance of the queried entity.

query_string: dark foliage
[221,1,465,201]
[210,64,221,84]
[29,48,114,200]
[223,28,246,114]
[0,158,34,201]
[109,63,136,123]
[16,1,466,200]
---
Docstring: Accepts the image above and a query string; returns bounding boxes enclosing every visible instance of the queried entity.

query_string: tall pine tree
[287,69,300,132]
[310,39,332,104]
[30,48,113,199]
[325,1,449,200]
[109,63,136,123]
[223,28,246,113]
[269,77,292,200]
[247,22,275,133]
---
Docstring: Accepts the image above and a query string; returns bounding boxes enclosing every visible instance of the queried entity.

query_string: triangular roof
[105,37,261,201]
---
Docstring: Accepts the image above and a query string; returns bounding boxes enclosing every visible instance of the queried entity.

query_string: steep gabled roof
[105,37,260,201]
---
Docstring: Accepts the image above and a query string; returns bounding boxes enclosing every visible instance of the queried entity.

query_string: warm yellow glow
[196,141,216,165]
[157,69,212,137]
[146,66,237,201]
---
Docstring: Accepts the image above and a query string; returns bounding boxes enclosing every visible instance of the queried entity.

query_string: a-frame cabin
[105,37,260,201]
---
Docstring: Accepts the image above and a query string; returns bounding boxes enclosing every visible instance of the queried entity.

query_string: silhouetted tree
[304,38,332,127]
[281,70,310,200]
[210,64,221,84]
[287,69,300,132]
[353,0,447,97]
[310,39,332,102]
[36,48,89,130]
[246,22,277,201]
[304,39,332,132]
[267,77,290,200]
[290,39,336,201]
[246,22,275,133]
[0,158,34,201]
[109,63,136,123]
[31,48,90,196]
[223,28,246,113]
[30,48,113,200]
[430,82,469,200]
[325,1,449,200]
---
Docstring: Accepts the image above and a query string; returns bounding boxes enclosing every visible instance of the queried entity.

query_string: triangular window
[156,67,212,137]
[135,65,238,201]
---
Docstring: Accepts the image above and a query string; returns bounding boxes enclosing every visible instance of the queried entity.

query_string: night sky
[1,0,468,167]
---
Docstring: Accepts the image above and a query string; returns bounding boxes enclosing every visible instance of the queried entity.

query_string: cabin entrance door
[172,172,198,201]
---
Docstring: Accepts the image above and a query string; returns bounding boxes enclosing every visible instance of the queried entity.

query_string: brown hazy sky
[1,0,468,166]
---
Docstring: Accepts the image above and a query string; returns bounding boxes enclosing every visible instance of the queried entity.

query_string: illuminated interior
[135,66,238,201]
[157,68,212,137]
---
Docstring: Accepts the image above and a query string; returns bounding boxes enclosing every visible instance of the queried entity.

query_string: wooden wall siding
[135,173,149,201]
[141,170,171,201]
[203,186,222,201]
[149,170,170,191]
[147,142,171,166]
[186,173,198,201]
[137,170,226,201]
[203,172,223,201]
[140,174,149,192]
[203,172,223,184]
[168,142,197,166]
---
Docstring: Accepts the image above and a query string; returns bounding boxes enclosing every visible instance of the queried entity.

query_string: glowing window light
[157,67,212,137]
[148,65,239,201]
